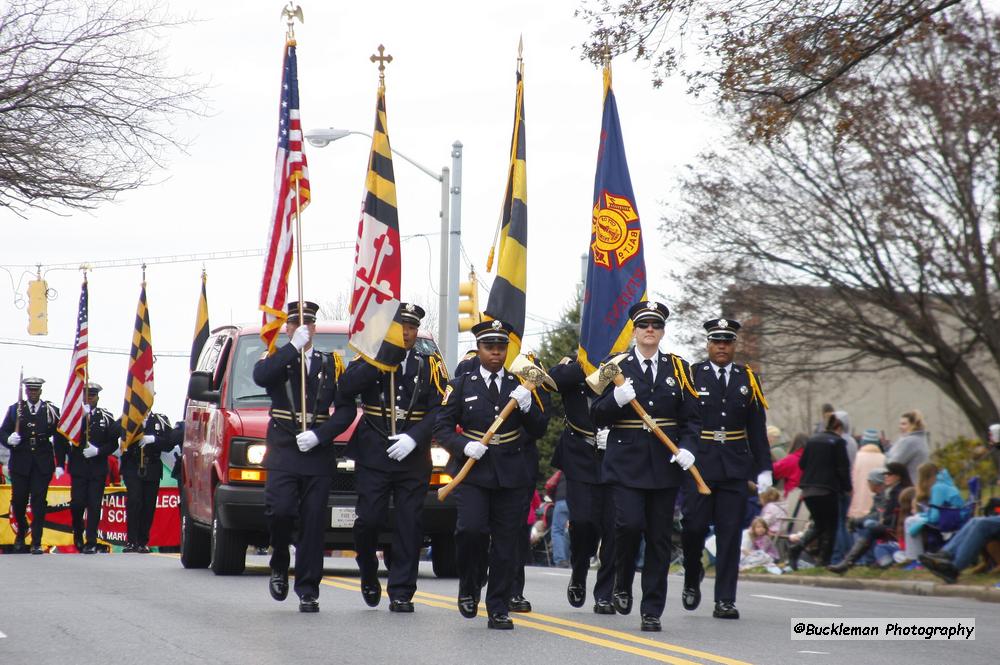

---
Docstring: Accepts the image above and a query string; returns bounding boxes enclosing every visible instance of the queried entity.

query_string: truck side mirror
[188,370,220,404]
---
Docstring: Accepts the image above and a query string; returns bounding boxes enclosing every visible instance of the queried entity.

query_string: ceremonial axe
[437,354,556,501]
[586,354,711,495]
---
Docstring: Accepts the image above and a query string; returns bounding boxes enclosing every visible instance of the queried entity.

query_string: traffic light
[457,270,482,332]
[27,278,48,335]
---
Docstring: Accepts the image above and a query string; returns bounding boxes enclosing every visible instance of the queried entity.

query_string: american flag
[57,279,88,447]
[259,39,310,355]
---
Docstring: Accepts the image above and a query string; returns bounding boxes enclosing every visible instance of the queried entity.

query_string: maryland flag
[190,270,209,372]
[578,62,648,374]
[120,281,154,451]
[483,55,527,368]
[348,76,405,371]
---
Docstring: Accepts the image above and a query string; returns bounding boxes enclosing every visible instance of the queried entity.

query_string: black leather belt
[270,409,329,424]
[700,429,747,442]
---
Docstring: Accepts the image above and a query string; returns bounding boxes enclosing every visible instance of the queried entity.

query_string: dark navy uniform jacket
[592,350,700,490]
[689,361,771,483]
[253,342,354,476]
[549,361,603,485]
[1,400,65,477]
[337,351,447,476]
[55,407,122,480]
[433,357,549,490]
[119,413,174,480]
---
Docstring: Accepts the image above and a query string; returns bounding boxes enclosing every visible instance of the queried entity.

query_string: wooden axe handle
[612,374,712,495]
[436,382,536,501]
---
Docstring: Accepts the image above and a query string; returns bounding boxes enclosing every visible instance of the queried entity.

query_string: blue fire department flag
[578,63,648,374]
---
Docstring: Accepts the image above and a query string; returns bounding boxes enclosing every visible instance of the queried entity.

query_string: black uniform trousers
[681,478,749,603]
[511,486,535,598]
[455,483,523,616]
[265,469,332,600]
[567,479,616,603]
[10,469,50,544]
[613,485,678,618]
[70,474,106,546]
[353,465,428,602]
[123,469,160,546]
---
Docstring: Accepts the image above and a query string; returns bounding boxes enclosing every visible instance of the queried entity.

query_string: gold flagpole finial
[600,41,611,68]
[141,262,147,283]
[281,2,304,41]
[370,44,393,84]
[517,34,523,64]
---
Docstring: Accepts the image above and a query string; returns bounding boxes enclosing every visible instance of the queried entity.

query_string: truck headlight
[247,443,266,465]
[430,445,450,468]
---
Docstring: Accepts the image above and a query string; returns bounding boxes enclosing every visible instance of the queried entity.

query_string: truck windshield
[228,333,440,408]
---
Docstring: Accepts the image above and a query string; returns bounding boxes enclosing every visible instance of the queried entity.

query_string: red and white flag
[57,279,88,447]
[259,39,310,355]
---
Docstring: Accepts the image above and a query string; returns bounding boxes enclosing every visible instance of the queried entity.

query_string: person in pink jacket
[848,429,886,519]
[772,434,806,497]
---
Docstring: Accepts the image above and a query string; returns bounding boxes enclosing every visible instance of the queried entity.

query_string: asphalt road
[1,552,996,665]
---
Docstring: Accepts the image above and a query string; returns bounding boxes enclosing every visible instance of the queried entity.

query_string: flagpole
[283,4,308,432]
[82,270,90,449]
[14,366,23,436]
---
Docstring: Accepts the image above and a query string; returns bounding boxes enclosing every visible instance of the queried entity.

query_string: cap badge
[405,303,415,312]
[718,319,728,329]
[491,320,502,330]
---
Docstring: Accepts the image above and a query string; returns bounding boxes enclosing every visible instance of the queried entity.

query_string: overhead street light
[304,127,463,371]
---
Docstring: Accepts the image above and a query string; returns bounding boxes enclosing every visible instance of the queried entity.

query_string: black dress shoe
[567,581,586,608]
[389,599,414,613]
[361,579,382,607]
[122,543,136,553]
[509,595,532,613]
[640,615,662,632]
[682,565,704,610]
[458,595,478,619]
[612,589,633,615]
[299,596,319,613]
[269,569,289,601]
[593,599,616,615]
[488,613,514,630]
[13,539,28,553]
[81,544,96,555]
[30,545,44,555]
[136,545,151,554]
[713,601,740,619]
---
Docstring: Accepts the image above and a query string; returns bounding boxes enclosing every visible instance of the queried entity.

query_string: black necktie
[489,373,500,401]
[643,359,654,384]
[718,367,728,392]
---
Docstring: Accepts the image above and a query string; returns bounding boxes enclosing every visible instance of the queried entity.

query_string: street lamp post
[304,127,460,369]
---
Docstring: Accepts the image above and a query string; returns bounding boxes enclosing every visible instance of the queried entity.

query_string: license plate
[330,507,357,529]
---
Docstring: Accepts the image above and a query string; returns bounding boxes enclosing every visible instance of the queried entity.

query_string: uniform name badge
[394,406,408,421]
[713,430,727,442]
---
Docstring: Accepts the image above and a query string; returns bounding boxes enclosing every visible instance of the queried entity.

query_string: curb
[741,573,1000,604]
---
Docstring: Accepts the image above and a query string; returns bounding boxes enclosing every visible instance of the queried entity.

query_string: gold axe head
[585,353,629,394]
[508,354,557,390]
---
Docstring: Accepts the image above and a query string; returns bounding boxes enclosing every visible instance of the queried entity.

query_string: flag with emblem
[190,270,209,372]
[120,281,154,451]
[259,38,310,356]
[348,74,405,371]
[483,54,527,368]
[578,62,648,374]
[57,278,88,447]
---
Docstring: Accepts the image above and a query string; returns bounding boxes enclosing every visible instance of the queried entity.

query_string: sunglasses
[635,321,664,330]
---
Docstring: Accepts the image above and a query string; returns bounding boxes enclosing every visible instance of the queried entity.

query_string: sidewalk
[741,570,1000,604]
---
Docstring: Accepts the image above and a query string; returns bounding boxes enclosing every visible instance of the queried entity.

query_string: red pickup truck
[180,322,457,577]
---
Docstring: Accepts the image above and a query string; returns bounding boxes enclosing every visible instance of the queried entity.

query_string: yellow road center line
[323,576,751,665]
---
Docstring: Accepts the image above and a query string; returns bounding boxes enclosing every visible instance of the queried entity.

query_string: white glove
[756,470,773,494]
[510,385,532,413]
[463,441,487,460]
[671,448,695,470]
[83,404,91,415]
[82,444,99,459]
[296,430,319,452]
[7,432,21,447]
[54,467,65,480]
[290,326,311,351]
[613,378,636,407]
[595,428,609,451]
[140,435,156,447]
[386,433,417,461]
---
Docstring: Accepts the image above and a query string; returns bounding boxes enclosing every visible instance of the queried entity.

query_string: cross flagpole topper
[371,44,393,83]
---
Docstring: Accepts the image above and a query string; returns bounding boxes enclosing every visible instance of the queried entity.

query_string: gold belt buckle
[713,430,726,442]
[394,406,407,421]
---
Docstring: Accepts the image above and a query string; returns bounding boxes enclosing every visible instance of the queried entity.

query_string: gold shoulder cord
[744,365,769,409]
[428,354,448,397]
[671,355,699,398]
[332,352,346,381]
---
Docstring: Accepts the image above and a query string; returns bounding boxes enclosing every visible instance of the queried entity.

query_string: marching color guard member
[591,301,700,632]
[549,357,616,615]
[433,319,550,630]
[336,303,448,612]
[681,318,771,620]
[121,410,174,552]
[1,377,66,554]
[56,382,122,553]
[253,301,355,613]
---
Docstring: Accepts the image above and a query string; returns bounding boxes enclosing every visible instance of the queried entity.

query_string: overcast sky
[0,0,723,421]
